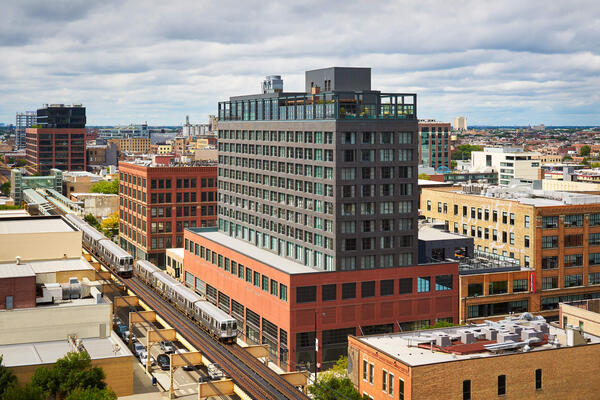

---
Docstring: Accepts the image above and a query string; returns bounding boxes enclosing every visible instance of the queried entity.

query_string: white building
[471,147,541,185]
[453,116,467,131]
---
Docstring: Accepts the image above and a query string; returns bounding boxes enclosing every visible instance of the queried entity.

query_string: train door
[226,321,233,338]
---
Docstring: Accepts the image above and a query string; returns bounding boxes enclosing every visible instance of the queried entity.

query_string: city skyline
[0,0,599,125]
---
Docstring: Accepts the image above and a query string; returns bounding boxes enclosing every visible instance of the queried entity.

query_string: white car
[160,341,175,354]
[139,351,155,366]
[133,342,145,358]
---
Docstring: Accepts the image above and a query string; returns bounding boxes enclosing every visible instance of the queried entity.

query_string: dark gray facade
[217,69,419,271]
[305,67,371,93]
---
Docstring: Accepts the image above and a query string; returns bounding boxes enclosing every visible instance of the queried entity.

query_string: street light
[314,311,326,381]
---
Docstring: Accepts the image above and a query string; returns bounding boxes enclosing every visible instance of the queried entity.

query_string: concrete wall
[71,193,118,220]
[0,301,111,344]
[560,302,600,337]
[0,231,82,262]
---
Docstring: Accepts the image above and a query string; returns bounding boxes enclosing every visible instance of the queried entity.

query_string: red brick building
[0,265,36,310]
[118,162,217,267]
[183,228,459,372]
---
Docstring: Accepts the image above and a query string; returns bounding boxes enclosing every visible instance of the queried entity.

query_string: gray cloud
[0,0,599,125]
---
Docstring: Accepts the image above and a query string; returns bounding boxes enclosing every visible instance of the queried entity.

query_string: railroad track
[125,277,307,400]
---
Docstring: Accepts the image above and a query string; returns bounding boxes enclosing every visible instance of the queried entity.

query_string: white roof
[191,230,318,275]
[195,301,236,322]
[418,226,468,241]
[0,264,35,278]
[173,284,203,304]
[0,217,74,235]
[0,257,94,275]
[0,332,131,367]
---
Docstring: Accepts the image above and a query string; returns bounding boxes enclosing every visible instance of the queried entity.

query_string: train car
[134,260,161,286]
[152,270,182,301]
[194,300,238,343]
[172,284,203,318]
[98,238,134,277]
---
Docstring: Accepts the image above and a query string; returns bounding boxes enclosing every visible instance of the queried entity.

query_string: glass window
[564,214,583,227]
[417,277,430,293]
[398,278,412,294]
[542,216,559,229]
[541,236,558,249]
[565,274,583,288]
[435,275,453,291]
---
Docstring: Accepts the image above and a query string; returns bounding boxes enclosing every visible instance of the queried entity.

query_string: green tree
[90,180,118,195]
[0,356,17,396]
[563,155,573,161]
[451,144,483,160]
[1,384,44,400]
[84,214,100,230]
[418,173,431,180]
[65,387,116,400]
[580,145,591,157]
[0,182,10,196]
[31,352,107,400]
[308,356,369,400]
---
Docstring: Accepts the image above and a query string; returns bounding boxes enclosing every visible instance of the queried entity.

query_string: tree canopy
[451,144,483,160]
[90,180,119,195]
[580,145,591,157]
[100,213,119,239]
[308,356,369,400]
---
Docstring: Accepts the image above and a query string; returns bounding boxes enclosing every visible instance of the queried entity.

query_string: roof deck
[218,91,416,122]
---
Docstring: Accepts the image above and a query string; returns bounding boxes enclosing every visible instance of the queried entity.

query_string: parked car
[139,351,155,366]
[160,341,175,354]
[133,342,145,358]
[157,353,170,371]
[123,330,136,343]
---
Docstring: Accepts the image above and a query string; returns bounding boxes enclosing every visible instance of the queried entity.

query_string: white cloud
[0,0,599,125]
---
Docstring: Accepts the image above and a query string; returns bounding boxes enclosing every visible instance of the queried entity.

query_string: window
[565,274,583,288]
[542,256,558,269]
[513,279,528,292]
[399,278,413,294]
[542,216,559,229]
[342,282,356,299]
[363,360,368,381]
[590,233,600,246]
[369,363,374,384]
[541,236,558,248]
[590,272,600,285]
[591,214,600,226]
[380,279,394,296]
[564,214,583,227]
[388,372,394,396]
[489,281,508,295]
[524,215,530,228]
[296,286,316,303]
[535,369,542,390]
[565,234,583,247]
[417,277,430,293]
[509,213,515,225]
[382,370,387,392]
[493,210,498,222]
[399,378,404,400]
[590,253,600,265]
[524,235,530,248]
[361,281,375,298]
[498,375,506,396]
[542,276,558,290]
[564,254,583,268]
[322,284,336,301]
[463,380,471,400]
[435,275,453,291]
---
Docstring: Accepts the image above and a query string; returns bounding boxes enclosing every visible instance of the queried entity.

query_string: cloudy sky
[1,0,599,126]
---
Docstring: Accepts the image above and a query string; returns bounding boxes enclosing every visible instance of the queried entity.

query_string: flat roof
[0,210,30,218]
[0,257,94,275]
[0,332,132,367]
[0,264,35,279]
[354,317,600,367]
[188,229,318,275]
[418,226,469,242]
[0,217,74,235]
[166,248,184,258]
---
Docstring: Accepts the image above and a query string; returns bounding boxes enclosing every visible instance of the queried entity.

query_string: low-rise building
[471,147,541,185]
[421,184,600,322]
[62,171,106,198]
[70,192,118,220]
[108,137,151,153]
[348,314,600,400]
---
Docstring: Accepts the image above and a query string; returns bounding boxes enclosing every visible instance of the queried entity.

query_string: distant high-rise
[418,119,451,169]
[15,111,36,150]
[453,116,467,131]
[26,104,87,174]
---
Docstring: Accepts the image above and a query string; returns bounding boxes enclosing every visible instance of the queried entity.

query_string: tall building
[183,68,459,371]
[453,116,467,131]
[118,161,217,267]
[421,184,600,322]
[418,120,450,169]
[15,111,36,150]
[25,104,86,174]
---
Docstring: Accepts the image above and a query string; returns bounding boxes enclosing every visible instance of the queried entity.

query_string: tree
[31,352,107,400]
[563,155,573,161]
[84,214,100,230]
[580,145,591,157]
[65,387,116,400]
[0,182,10,197]
[308,356,369,400]
[90,180,118,195]
[1,384,44,400]
[418,173,431,180]
[0,356,16,396]
[100,213,119,239]
[451,144,483,160]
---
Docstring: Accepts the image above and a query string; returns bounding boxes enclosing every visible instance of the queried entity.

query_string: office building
[183,67,460,371]
[471,147,541,185]
[348,313,600,400]
[453,116,467,131]
[118,161,217,266]
[418,120,450,170]
[109,137,151,154]
[25,104,87,174]
[421,183,600,322]
[15,111,36,150]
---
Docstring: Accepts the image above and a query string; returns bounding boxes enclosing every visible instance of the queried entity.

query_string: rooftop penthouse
[218,67,416,121]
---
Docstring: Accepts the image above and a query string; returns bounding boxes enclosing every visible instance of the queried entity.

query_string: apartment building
[418,119,450,169]
[183,67,460,372]
[118,161,217,266]
[421,184,600,322]
[15,111,36,150]
[108,137,151,153]
[471,147,541,185]
[25,104,87,174]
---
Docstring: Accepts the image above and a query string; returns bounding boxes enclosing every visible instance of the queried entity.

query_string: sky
[0,0,599,126]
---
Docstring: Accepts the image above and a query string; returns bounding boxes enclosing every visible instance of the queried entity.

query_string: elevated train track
[90,245,308,400]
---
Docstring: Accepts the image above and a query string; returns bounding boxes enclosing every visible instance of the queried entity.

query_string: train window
[221,323,226,330]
